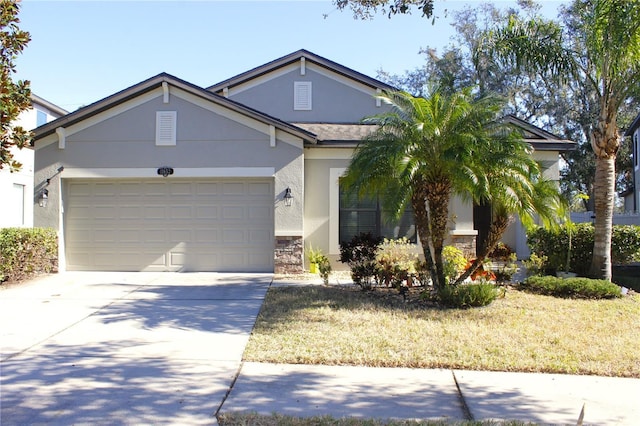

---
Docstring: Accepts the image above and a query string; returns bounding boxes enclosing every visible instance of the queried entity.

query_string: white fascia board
[226,65,295,97]
[228,61,379,98]
[172,88,304,149]
[62,167,275,179]
[36,89,163,149]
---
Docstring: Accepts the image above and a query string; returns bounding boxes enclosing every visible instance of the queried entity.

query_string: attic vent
[294,81,312,111]
[156,111,177,146]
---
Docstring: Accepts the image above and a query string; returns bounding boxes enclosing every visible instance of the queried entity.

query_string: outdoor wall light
[283,187,293,207]
[39,189,49,208]
[38,166,64,208]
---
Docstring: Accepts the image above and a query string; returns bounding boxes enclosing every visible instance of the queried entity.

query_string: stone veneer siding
[448,234,477,259]
[274,236,303,274]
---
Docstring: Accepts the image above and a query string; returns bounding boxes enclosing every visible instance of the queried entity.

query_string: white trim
[270,125,276,147]
[376,88,382,107]
[223,87,229,98]
[37,89,163,149]
[329,167,346,254]
[173,88,304,149]
[62,167,276,179]
[300,57,306,75]
[162,82,170,103]
[227,61,378,98]
[56,127,66,149]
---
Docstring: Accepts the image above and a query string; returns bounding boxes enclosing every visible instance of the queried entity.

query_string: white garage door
[64,179,274,272]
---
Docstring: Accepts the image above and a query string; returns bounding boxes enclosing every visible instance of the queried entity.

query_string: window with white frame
[10,183,25,226]
[294,81,312,110]
[339,186,416,245]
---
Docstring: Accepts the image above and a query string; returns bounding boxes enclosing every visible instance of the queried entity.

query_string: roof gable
[32,73,316,145]
[504,115,576,152]
[207,49,396,95]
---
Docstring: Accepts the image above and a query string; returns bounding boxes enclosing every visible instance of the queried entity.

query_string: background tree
[1,0,32,172]
[334,0,435,20]
[481,0,640,280]
[375,1,638,211]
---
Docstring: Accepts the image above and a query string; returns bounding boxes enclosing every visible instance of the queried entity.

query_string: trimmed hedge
[527,224,640,276]
[0,228,57,283]
[521,276,623,299]
[437,282,500,308]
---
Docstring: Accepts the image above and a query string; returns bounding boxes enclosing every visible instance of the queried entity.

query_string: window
[10,184,25,226]
[156,111,177,146]
[339,186,416,245]
[36,110,48,127]
[294,81,312,110]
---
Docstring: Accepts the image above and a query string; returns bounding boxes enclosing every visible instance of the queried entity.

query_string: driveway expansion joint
[452,370,474,421]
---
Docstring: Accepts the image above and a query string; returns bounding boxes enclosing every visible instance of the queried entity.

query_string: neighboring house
[0,95,67,228]
[32,50,575,273]
[624,112,640,213]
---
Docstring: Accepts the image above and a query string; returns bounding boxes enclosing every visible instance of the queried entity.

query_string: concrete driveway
[0,272,271,425]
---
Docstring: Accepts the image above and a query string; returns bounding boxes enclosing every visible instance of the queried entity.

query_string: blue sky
[15,0,565,112]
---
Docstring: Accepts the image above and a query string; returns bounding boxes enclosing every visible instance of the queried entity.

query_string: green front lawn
[244,285,640,378]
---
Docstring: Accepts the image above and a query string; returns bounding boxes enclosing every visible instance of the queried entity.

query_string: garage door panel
[65,178,274,272]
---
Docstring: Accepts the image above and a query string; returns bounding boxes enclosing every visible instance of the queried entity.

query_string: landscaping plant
[339,232,382,290]
[0,227,57,283]
[521,276,623,299]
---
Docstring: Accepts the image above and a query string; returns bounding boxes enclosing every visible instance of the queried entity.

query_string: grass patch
[244,286,640,378]
[218,412,534,425]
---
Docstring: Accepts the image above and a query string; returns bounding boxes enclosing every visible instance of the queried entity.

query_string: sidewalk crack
[452,370,474,421]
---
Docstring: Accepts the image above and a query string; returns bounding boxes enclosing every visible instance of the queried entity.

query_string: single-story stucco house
[32,50,575,273]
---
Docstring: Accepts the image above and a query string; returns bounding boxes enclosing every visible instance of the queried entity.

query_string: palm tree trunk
[589,103,620,281]
[589,155,615,280]
[454,212,512,284]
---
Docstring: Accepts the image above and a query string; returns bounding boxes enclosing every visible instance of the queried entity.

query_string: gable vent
[156,111,177,146]
[294,81,312,111]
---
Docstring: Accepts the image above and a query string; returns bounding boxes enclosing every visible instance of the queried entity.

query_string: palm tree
[341,88,555,289]
[480,0,640,280]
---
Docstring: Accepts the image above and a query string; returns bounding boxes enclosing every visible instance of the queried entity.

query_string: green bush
[521,276,623,299]
[442,246,467,284]
[376,238,419,288]
[527,224,640,275]
[437,282,500,308]
[0,227,57,283]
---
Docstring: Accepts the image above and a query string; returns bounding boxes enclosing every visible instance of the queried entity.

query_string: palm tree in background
[480,0,640,280]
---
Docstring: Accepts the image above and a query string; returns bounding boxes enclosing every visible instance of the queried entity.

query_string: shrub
[488,242,514,260]
[522,253,547,277]
[521,276,623,299]
[442,246,467,284]
[527,224,640,275]
[339,232,382,290]
[437,282,500,308]
[317,256,332,286]
[376,238,419,287]
[493,253,518,283]
[0,227,57,283]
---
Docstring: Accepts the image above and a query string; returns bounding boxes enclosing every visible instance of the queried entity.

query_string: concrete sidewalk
[0,272,271,425]
[221,362,640,424]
